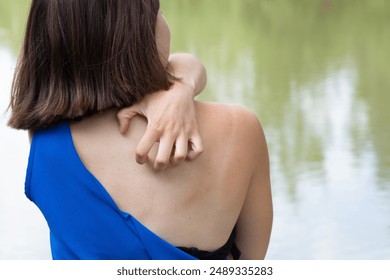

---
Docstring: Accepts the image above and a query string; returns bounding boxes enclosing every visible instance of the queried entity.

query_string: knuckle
[117,111,126,119]
[150,123,164,135]
[190,147,204,158]
[154,161,168,170]
[155,158,168,167]
[196,146,204,154]
[174,153,186,161]
[183,125,193,135]
[167,123,181,136]
[135,149,146,158]
[173,126,182,136]
[118,107,131,114]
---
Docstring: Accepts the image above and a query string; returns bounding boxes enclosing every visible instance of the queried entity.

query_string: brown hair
[8,0,173,130]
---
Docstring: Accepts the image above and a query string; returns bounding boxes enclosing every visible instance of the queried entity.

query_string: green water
[1,0,389,259]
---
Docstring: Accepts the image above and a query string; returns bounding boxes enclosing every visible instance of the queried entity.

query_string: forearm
[168,53,207,97]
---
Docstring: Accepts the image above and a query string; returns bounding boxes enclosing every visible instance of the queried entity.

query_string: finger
[117,106,140,134]
[187,135,204,160]
[154,136,175,171]
[135,125,161,164]
[172,135,188,165]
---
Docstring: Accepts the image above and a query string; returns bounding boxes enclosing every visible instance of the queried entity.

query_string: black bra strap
[231,241,241,260]
[177,226,241,260]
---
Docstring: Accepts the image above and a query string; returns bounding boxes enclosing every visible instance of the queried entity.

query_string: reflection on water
[1,0,389,259]
[271,66,389,258]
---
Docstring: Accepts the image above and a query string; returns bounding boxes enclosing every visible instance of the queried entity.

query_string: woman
[8,0,272,260]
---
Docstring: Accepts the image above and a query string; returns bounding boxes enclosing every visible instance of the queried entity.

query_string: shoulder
[196,101,267,158]
[196,102,265,140]
[230,104,263,135]
[227,104,267,158]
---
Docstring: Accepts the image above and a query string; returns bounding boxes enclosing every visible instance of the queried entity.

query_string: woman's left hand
[117,80,203,171]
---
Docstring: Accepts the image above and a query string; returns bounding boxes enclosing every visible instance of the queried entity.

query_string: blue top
[25,122,197,260]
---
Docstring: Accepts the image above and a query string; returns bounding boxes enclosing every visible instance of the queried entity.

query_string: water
[1,0,389,259]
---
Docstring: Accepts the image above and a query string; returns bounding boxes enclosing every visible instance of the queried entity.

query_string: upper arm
[234,111,273,259]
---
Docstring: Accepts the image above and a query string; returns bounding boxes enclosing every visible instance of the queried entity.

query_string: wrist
[182,77,196,94]
[173,78,196,98]
[168,53,205,97]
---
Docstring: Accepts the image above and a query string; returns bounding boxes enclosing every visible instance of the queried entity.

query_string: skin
[71,103,272,259]
[70,12,273,259]
[117,53,206,170]
[27,52,205,151]
[117,11,206,169]
[29,12,207,166]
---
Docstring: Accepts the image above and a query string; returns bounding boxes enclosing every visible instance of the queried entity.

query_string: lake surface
[1,0,389,259]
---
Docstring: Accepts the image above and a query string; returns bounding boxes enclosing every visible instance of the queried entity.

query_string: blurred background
[1,0,389,259]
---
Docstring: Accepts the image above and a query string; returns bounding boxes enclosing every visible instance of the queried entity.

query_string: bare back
[71,101,272,259]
